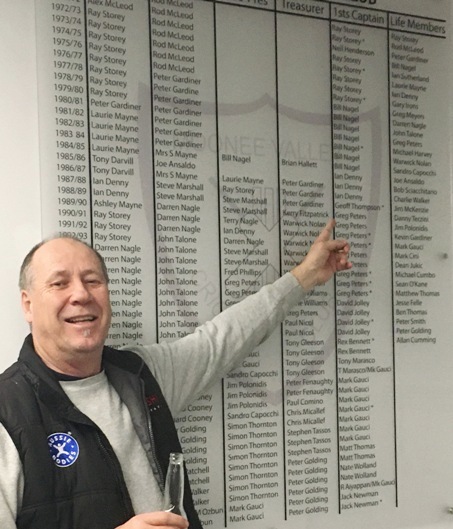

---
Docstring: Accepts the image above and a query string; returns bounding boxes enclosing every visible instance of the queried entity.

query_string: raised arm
[130,219,351,415]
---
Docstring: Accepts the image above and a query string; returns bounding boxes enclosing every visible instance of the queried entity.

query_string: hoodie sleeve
[0,422,23,529]
[126,272,307,415]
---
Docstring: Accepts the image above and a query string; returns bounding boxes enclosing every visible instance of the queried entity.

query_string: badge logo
[47,432,80,468]
[146,393,161,412]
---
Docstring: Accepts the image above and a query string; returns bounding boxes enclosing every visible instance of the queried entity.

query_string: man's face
[21,238,111,371]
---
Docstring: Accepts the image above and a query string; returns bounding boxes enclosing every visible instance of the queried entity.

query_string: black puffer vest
[0,335,203,529]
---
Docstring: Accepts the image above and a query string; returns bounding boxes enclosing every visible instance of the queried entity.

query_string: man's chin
[68,326,107,351]
[69,337,104,355]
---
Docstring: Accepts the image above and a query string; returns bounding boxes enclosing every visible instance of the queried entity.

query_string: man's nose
[69,280,91,303]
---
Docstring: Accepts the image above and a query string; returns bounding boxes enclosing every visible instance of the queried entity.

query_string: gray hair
[19,235,109,290]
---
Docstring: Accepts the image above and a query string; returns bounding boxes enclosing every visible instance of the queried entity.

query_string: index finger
[314,218,336,242]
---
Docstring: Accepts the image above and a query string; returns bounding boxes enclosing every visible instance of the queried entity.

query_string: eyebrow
[46,269,104,281]
[46,270,70,281]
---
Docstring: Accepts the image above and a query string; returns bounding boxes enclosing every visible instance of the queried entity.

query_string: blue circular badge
[47,432,80,468]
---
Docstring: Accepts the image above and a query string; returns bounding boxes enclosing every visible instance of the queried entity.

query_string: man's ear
[21,290,33,324]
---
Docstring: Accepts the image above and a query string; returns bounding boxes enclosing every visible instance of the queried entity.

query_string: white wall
[0,0,41,370]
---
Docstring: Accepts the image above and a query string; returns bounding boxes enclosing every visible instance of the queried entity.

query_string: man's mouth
[65,316,97,324]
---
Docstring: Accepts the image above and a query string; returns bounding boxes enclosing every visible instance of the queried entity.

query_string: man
[0,219,351,529]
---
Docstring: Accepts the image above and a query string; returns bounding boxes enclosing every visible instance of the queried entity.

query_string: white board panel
[9,0,453,527]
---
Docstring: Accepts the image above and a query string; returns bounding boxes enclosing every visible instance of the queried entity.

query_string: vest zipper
[95,429,134,519]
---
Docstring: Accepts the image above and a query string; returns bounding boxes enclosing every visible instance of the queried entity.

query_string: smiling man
[0,220,351,529]
[20,238,112,377]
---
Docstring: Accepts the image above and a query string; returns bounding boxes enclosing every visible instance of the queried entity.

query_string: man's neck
[33,342,103,378]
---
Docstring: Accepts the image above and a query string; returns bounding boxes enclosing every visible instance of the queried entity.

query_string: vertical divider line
[386,13,399,508]
[83,0,93,246]
[211,3,227,526]
[328,6,342,516]
[273,0,286,520]
[147,0,159,342]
